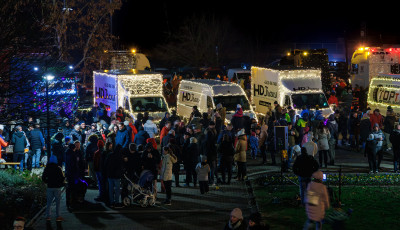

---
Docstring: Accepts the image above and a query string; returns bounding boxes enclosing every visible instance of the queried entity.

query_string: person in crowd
[115,122,130,150]
[0,126,9,160]
[189,106,202,124]
[13,217,26,230]
[303,132,318,157]
[11,126,27,171]
[258,124,268,165]
[249,131,259,160]
[315,122,331,168]
[159,112,170,131]
[204,121,219,185]
[28,124,45,169]
[196,155,210,194]
[134,126,150,146]
[365,134,378,174]
[143,116,158,139]
[349,111,361,151]
[183,136,198,187]
[295,113,308,146]
[231,104,245,132]
[383,106,396,151]
[42,155,65,222]
[160,146,177,205]
[371,123,384,172]
[74,140,85,179]
[390,124,400,173]
[288,123,299,168]
[142,142,161,196]
[293,147,319,205]
[234,129,247,181]
[219,134,234,185]
[359,111,371,150]
[337,109,349,146]
[370,109,383,130]
[51,132,65,168]
[272,101,282,122]
[168,138,182,188]
[160,121,171,146]
[248,212,270,230]
[328,91,339,107]
[105,145,124,208]
[134,113,144,131]
[70,124,83,145]
[303,170,330,230]
[224,208,247,230]
[85,134,99,187]
[216,103,226,128]
[326,114,338,165]
[85,123,99,144]
[93,139,106,202]
[65,143,79,211]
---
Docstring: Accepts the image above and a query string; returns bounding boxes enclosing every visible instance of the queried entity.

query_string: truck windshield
[213,95,250,111]
[291,93,329,109]
[130,97,168,112]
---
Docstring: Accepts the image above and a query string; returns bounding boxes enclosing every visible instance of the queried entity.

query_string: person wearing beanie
[231,106,245,132]
[42,155,65,221]
[224,207,247,230]
[248,212,270,230]
[303,170,330,230]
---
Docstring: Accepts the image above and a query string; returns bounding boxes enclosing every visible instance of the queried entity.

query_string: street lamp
[43,74,54,158]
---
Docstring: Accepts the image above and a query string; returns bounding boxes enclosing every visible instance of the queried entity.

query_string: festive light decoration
[367,74,400,114]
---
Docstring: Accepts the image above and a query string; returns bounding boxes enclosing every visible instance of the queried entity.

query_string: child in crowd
[196,155,210,194]
[249,131,259,159]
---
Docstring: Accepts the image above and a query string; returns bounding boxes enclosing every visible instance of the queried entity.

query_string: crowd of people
[1,80,400,228]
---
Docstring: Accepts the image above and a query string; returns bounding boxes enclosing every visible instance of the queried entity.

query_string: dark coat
[85,141,98,162]
[292,153,319,178]
[384,115,396,133]
[65,148,79,181]
[105,148,124,179]
[42,163,65,188]
[204,127,218,162]
[11,131,27,153]
[70,129,83,143]
[390,129,400,150]
[364,139,377,157]
[134,130,150,146]
[28,128,44,150]
[219,140,235,159]
[359,117,371,142]
[115,126,130,149]
[183,142,199,168]
[51,140,66,165]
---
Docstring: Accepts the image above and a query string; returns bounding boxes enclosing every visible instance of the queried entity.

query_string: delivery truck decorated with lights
[93,70,170,121]
[351,46,400,89]
[367,74,400,117]
[251,66,332,119]
[177,79,256,122]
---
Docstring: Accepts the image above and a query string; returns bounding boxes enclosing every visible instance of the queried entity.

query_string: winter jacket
[160,152,177,181]
[204,127,218,162]
[364,138,377,157]
[28,128,44,150]
[303,141,318,157]
[360,116,371,142]
[390,129,400,151]
[85,140,98,162]
[0,135,8,159]
[70,129,83,143]
[65,148,79,181]
[11,131,27,153]
[183,142,199,168]
[231,108,245,131]
[315,130,331,151]
[292,153,319,178]
[249,135,259,150]
[115,126,130,149]
[42,163,65,188]
[383,114,396,133]
[258,125,268,147]
[159,127,170,146]
[219,140,235,159]
[105,150,124,179]
[288,128,299,147]
[326,119,338,140]
[195,162,210,181]
[371,129,384,147]
[305,171,330,222]
[143,120,158,138]
[234,135,247,162]
[370,113,383,129]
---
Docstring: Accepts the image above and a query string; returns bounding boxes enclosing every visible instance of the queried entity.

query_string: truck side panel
[251,67,280,114]
[94,72,118,115]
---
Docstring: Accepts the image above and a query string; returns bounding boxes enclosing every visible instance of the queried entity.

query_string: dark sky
[113,2,400,51]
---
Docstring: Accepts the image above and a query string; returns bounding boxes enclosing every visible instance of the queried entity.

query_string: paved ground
[29,145,396,230]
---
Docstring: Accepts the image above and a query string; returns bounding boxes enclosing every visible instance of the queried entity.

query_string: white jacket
[143,120,158,138]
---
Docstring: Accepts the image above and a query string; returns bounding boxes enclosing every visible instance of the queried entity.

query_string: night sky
[113,2,400,52]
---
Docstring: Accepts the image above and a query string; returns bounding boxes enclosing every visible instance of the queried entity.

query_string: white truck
[177,79,256,122]
[251,66,332,118]
[367,74,400,117]
[93,70,170,121]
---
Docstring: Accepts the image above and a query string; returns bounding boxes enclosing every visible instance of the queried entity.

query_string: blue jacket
[11,131,27,153]
[28,128,44,150]
[134,130,150,146]
[115,126,130,149]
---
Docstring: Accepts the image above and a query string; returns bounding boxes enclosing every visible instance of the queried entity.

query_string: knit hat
[124,121,129,126]
[374,123,380,128]
[312,170,324,180]
[237,104,242,109]
[230,208,243,220]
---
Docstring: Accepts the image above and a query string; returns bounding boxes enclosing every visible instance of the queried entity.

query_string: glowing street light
[34,67,39,71]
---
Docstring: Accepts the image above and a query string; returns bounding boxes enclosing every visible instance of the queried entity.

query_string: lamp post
[44,74,54,158]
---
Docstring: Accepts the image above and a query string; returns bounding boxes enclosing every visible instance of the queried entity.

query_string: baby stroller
[121,169,156,207]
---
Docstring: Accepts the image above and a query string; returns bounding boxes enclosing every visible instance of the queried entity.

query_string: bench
[0,162,21,169]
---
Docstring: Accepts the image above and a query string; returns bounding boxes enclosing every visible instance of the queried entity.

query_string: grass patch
[254,184,400,230]
[0,169,46,230]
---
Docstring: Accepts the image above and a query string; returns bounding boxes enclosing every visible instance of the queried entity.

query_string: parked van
[367,74,400,117]
[177,79,256,122]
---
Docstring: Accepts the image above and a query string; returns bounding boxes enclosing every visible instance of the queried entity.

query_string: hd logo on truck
[253,84,277,98]
[95,87,116,101]
[181,92,199,103]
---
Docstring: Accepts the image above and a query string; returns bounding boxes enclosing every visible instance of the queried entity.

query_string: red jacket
[370,113,383,129]
[328,95,339,106]
[129,123,138,142]
[159,127,170,145]
[0,136,8,159]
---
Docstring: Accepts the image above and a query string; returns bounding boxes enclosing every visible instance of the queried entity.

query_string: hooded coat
[115,126,130,149]
[305,171,330,222]
[11,131,27,153]
[234,135,247,162]
[143,119,158,138]
[231,108,245,131]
